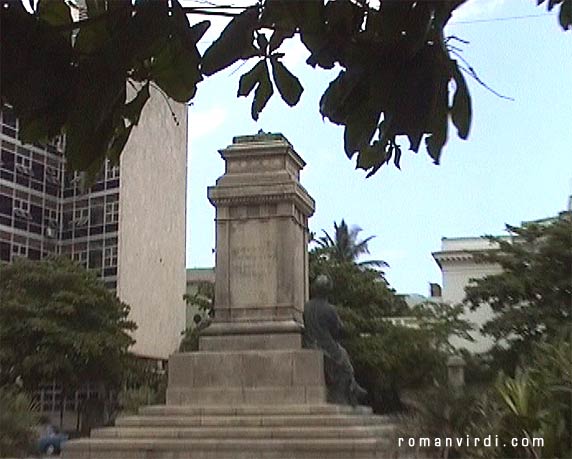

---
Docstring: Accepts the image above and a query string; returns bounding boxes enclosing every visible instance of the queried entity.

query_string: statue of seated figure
[303,275,367,406]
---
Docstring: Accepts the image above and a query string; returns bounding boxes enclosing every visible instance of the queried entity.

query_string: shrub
[0,386,39,458]
[117,385,162,416]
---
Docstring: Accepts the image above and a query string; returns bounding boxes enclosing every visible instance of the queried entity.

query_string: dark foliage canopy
[1,0,570,178]
[0,256,136,390]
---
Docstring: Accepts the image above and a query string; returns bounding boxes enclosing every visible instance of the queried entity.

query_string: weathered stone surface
[202,135,315,351]
[167,350,326,406]
[64,404,396,459]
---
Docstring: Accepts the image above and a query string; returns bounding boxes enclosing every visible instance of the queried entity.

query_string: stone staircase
[64,404,396,459]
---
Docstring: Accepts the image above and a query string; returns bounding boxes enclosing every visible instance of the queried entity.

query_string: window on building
[13,198,32,220]
[14,199,28,211]
[72,250,88,267]
[105,162,120,181]
[1,109,17,138]
[44,208,58,223]
[88,248,102,270]
[11,243,28,259]
[46,136,64,156]
[1,140,16,152]
[45,165,60,184]
[105,201,119,224]
[73,207,88,220]
[15,155,32,176]
[2,109,17,128]
[70,171,84,187]
[103,246,118,268]
[0,242,10,261]
[0,195,12,215]
[15,155,30,167]
[73,207,89,226]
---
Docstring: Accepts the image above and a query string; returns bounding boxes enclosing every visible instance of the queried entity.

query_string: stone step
[64,437,391,459]
[140,403,373,416]
[115,413,391,428]
[91,424,394,440]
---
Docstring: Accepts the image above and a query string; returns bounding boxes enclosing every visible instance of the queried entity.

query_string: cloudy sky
[183,0,572,296]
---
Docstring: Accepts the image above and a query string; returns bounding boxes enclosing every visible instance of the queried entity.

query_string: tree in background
[179,281,215,352]
[0,256,136,424]
[1,0,569,178]
[315,219,387,269]
[464,215,572,372]
[309,223,472,412]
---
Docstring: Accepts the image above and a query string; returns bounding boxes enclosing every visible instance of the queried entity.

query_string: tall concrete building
[0,91,187,360]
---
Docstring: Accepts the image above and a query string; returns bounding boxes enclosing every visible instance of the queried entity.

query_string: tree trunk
[59,387,65,429]
[76,400,81,432]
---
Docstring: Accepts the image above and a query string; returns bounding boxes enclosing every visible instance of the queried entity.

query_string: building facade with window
[0,91,187,361]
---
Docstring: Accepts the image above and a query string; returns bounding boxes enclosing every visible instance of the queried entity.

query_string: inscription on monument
[231,246,277,278]
[229,220,278,307]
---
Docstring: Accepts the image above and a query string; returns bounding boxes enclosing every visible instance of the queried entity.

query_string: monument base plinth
[63,350,397,459]
[199,320,303,351]
[167,349,326,405]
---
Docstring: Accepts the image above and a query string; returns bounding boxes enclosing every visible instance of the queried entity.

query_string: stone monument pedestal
[167,350,326,406]
[63,134,394,459]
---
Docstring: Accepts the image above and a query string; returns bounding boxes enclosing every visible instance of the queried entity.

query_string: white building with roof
[432,236,505,353]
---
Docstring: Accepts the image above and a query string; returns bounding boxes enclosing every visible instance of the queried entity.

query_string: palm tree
[315,220,388,269]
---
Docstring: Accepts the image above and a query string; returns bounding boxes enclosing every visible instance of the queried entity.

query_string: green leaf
[356,141,385,170]
[201,7,259,76]
[425,119,448,165]
[37,0,73,44]
[123,83,150,126]
[270,57,303,106]
[18,109,67,145]
[559,0,572,30]
[38,0,72,27]
[256,33,269,52]
[238,60,265,97]
[64,61,126,171]
[2,2,75,144]
[75,17,111,54]
[407,131,423,152]
[450,62,472,140]
[251,61,274,121]
[150,35,202,102]
[425,85,449,165]
[394,145,402,170]
[343,104,381,159]
[188,20,211,42]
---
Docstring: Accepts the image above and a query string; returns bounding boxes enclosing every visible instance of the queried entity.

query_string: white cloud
[188,106,228,141]
[451,0,506,21]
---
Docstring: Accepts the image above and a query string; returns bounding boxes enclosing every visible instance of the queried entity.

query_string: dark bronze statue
[303,275,367,406]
